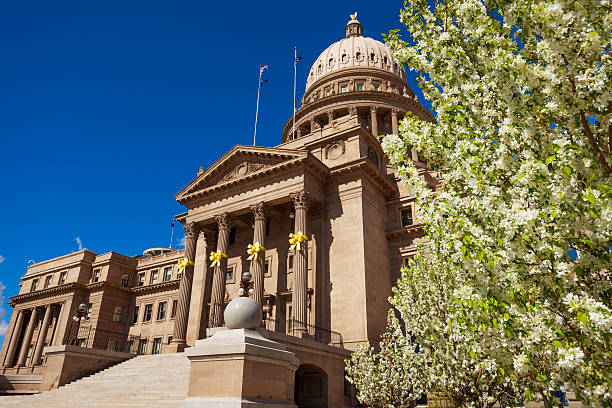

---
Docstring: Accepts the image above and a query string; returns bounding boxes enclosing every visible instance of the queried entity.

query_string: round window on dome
[317,64,322,74]
[370,52,376,62]
[341,54,347,63]
[329,58,335,68]
[383,56,388,65]
[355,51,362,61]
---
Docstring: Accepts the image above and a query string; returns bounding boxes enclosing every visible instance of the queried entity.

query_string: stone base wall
[40,345,133,391]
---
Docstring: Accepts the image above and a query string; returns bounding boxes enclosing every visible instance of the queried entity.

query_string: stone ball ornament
[224,296,262,329]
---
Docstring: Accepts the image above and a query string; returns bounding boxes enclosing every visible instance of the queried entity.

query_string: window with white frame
[59,271,67,285]
[157,302,167,320]
[112,306,124,323]
[44,275,53,289]
[92,269,101,283]
[150,270,158,284]
[163,266,172,281]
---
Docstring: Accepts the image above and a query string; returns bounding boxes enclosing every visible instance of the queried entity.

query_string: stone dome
[304,16,406,93]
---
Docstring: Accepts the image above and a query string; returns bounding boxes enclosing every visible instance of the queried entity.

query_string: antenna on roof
[169,218,176,248]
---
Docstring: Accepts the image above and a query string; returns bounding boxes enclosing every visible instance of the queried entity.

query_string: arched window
[317,64,322,73]
[328,58,335,68]
[355,51,362,61]
[341,54,347,63]
[370,52,376,62]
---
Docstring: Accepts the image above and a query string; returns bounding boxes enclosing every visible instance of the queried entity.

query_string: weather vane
[350,12,357,20]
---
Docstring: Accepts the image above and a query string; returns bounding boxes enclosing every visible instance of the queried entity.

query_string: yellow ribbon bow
[289,231,308,251]
[247,242,266,261]
[177,258,194,275]
[209,250,228,267]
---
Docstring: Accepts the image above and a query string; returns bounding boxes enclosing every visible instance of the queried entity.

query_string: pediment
[175,145,308,202]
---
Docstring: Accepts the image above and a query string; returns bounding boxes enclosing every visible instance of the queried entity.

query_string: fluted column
[3,310,24,367]
[291,191,310,331]
[171,222,199,351]
[370,106,378,136]
[250,202,268,307]
[32,304,52,366]
[209,213,232,328]
[16,308,38,367]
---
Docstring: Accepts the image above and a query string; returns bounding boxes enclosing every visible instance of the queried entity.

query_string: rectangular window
[163,266,172,282]
[59,271,67,285]
[226,267,234,282]
[340,83,349,93]
[138,339,147,355]
[112,306,124,323]
[152,338,162,354]
[127,340,135,353]
[157,302,167,320]
[138,273,145,287]
[264,260,271,277]
[356,83,364,91]
[403,257,412,268]
[401,206,414,227]
[43,275,52,289]
[288,254,294,271]
[171,299,178,318]
[107,340,118,352]
[86,303,93,320]
[143,304,153,322]
[167,336,173,345]
[132,306,140,325]
[31,279,38,292]
[150,270,158,284]
[92,269,101,283]
[120,274,130,287]
[373,83,380,91]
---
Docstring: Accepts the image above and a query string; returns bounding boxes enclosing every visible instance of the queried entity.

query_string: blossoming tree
[348,0,611,406]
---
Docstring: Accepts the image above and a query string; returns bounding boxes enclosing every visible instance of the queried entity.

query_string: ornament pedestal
[181,328,299,408]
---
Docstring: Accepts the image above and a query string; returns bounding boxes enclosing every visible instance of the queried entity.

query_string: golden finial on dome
[350,12,357,20]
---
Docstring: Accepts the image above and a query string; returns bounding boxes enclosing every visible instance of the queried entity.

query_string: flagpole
[254,65,263,146]
[293,46,297,140]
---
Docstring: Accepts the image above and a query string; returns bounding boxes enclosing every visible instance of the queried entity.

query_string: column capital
[183,222,200,239]
[250,202,268,221]
[290,190,311,210]
[214,212,233,232]
[326,110,334,122]
[391,108,399,117]
[348,105,357,116]
[370,105,378,114]
[203,230,218,245]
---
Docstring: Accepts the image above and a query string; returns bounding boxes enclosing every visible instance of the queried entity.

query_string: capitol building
[0,14,434,408]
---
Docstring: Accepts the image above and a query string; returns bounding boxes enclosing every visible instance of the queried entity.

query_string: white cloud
[75,236,83,251]
[178,236,186,248]
[0,255,4,264]
[0,321,7,337]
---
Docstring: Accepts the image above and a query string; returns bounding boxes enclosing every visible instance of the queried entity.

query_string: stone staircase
[0,352,190,408]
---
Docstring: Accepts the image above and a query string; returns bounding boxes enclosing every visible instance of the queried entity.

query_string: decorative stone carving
[215,213,232,232]
[250,202,268,221]
[367,147,379,167]
[348,105,357,116]
[290,190,310,210]
[183,222,200,239]
[220,162,267,183]
[324,140,346,160]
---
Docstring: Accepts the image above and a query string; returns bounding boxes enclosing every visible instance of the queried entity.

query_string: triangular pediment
[175,145,308,202]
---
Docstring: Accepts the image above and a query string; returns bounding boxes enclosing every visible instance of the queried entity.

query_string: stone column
[16,308,38,367]
[208,213,232,328]
[170,222,199,352]
[370,106,378,136]
[250,202,268,307]
[291,191,310,331]
[391,109,399,134]
[31,304,52,366]
[3,310,24,367]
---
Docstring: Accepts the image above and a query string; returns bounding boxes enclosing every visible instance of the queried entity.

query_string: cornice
[9,282,83,305]
[131,280,180,295]
[330,158,398,198]
[385,225,425,240]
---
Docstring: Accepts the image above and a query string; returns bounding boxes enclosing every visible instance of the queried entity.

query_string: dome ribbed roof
[304,17,406,92]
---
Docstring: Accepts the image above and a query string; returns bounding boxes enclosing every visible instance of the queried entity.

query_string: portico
[173,146,329,349]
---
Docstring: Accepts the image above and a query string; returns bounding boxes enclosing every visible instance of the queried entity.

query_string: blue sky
[0,1,428,345]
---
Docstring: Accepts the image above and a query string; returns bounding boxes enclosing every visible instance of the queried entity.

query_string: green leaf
[577,311,588,325]
[470,350,475,359]
[553,340,562,348]
[545,155,556,165]
[585,192,596,205]
[492,318,499,328]
[563,166,572,176]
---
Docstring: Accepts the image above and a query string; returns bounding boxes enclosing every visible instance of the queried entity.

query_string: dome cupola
[280,13,433,144]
